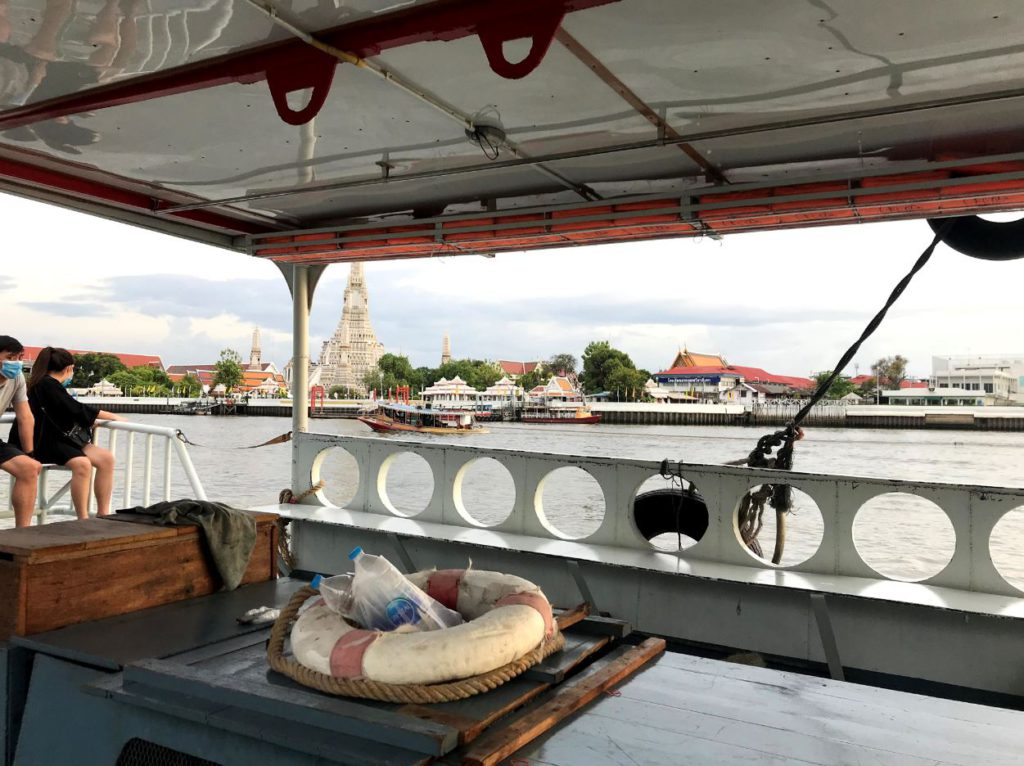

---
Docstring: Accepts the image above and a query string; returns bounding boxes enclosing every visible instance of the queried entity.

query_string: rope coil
[267,586,566,704]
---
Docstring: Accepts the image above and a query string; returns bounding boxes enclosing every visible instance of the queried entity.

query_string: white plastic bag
[345,547,463,631]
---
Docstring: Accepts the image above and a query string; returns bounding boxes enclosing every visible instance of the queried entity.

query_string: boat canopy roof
[380,401,466,416]
[3,1,1024,262]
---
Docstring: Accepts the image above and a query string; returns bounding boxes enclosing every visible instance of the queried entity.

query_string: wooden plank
[0,560,25,639]
[123,659,460,757]
[21,523,274,634]
[565,613,631,639]
[553,603,590,631]
[0,519,177,562]
[16,578,304,669]
[459,637,666,766]
[522,634,610,684]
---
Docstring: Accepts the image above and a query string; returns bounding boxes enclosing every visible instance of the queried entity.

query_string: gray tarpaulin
[118,500,257,590]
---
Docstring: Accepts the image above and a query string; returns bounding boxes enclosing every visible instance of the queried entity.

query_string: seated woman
[11,347,126,518]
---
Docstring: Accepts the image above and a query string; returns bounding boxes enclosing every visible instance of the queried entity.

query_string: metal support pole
[292,264,310,493]
[810,593,845,681]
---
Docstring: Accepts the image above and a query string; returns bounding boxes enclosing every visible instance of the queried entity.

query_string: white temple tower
[441,333,451,365]
[248,327,262,371]
[317,263,385,393]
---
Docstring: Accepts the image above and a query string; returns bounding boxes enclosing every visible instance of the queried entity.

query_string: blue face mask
[0,360,23,380]
[62,376,74,388]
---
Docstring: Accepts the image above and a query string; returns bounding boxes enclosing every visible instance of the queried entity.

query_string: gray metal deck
[5,577,1022,765]
[515,651,1022,766]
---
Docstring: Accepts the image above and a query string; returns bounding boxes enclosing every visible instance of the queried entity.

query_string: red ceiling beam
[0,0,617,132]
[0,157,269,234]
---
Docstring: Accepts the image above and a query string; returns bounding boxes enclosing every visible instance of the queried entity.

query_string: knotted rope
[267,586,566,703]
[730,223,952,562]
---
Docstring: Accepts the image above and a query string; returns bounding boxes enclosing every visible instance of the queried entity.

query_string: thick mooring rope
[267,586,566,703]
[733,223,952,562]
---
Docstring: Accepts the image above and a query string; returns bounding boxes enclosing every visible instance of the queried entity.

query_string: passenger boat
[358,402,488,434]
[520,404,602,424]
[3,1,1024,763]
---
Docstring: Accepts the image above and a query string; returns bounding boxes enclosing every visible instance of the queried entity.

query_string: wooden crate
[0,512,278,639]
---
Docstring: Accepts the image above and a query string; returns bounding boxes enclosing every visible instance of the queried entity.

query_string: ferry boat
[358,401,487,434]
[2,1,1024,763]
[521,404,602,424]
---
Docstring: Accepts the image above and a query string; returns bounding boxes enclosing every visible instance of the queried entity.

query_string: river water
[9,415,1024,587]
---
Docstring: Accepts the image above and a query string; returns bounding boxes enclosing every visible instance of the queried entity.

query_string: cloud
[0,276,15,291]
[20,301,111,317]
[88,275,294,332]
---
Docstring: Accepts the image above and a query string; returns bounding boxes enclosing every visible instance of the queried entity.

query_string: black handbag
[40,406,92,449]
[63,423,92,449]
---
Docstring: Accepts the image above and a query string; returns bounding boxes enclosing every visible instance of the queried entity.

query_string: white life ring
[291,568,555,685]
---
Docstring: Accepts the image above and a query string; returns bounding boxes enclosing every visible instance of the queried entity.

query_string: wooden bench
[0,512,278,640]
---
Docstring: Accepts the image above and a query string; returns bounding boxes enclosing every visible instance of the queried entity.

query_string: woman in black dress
[12,347,126,518]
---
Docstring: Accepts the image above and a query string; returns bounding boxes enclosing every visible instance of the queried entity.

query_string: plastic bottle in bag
[315,573,355,616]
[347,547,463,631]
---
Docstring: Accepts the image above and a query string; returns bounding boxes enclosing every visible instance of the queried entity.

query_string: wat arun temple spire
[316,263,385,394]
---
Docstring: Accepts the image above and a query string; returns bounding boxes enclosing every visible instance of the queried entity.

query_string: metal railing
[1,414,206,523]
[292,431,1024,598]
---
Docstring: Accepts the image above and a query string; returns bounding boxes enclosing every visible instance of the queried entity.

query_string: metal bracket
[265,50,337,125]
[275,263,328,309]
[566,560,599,613]
[477,7,565,79]
[387,533,416,573]
[810,593,845,681]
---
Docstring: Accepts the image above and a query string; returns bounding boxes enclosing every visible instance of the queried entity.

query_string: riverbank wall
[76,398,1024,430]
[76,397,362,418]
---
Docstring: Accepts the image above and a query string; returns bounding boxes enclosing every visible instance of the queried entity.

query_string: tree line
[348,342,651,402]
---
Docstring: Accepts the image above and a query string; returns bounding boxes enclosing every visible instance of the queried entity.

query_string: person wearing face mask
[12,347,125,519]
[0,336,41,527]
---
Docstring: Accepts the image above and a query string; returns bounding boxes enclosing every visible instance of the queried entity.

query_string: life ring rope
[267,585,567,704]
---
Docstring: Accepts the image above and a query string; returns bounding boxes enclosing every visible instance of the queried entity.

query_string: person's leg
[83,444,115,516]
[1,454,41,527]
[66,455,93,519]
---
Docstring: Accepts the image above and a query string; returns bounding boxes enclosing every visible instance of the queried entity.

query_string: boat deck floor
[12,579,1023,765]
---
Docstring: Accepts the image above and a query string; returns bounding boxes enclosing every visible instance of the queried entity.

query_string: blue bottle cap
[311,574,323,589]
[348,546,363,560]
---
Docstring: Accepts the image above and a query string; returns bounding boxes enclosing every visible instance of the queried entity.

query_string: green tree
[581,341,643,397]
[329,385,360,399]
[129,365,172,395]
[547,353,577,375]
[871,355,909,389]
[212,348,244,393]
[109,369,141,395]
[362,353,423,395]
[72,352,126,387]
[517,365,550,392]
[605,363,648,402]
[812,371,856,399]
[176,373,203,397]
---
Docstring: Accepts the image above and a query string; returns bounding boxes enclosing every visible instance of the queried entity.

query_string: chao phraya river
[7,415,1024,585]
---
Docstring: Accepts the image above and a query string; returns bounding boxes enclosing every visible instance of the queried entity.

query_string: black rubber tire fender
[632,488,709,543]
[928,216,1024,261]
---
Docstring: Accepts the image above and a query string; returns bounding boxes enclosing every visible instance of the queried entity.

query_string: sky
[3,192,1023,379]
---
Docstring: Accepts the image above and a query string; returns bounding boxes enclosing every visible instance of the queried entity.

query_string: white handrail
[0,414,207,522]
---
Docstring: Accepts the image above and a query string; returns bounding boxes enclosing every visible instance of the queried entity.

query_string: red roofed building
[498,360,541,379]
[22,346,163,372]
[167,364,287,396]
[653,364,813,402]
